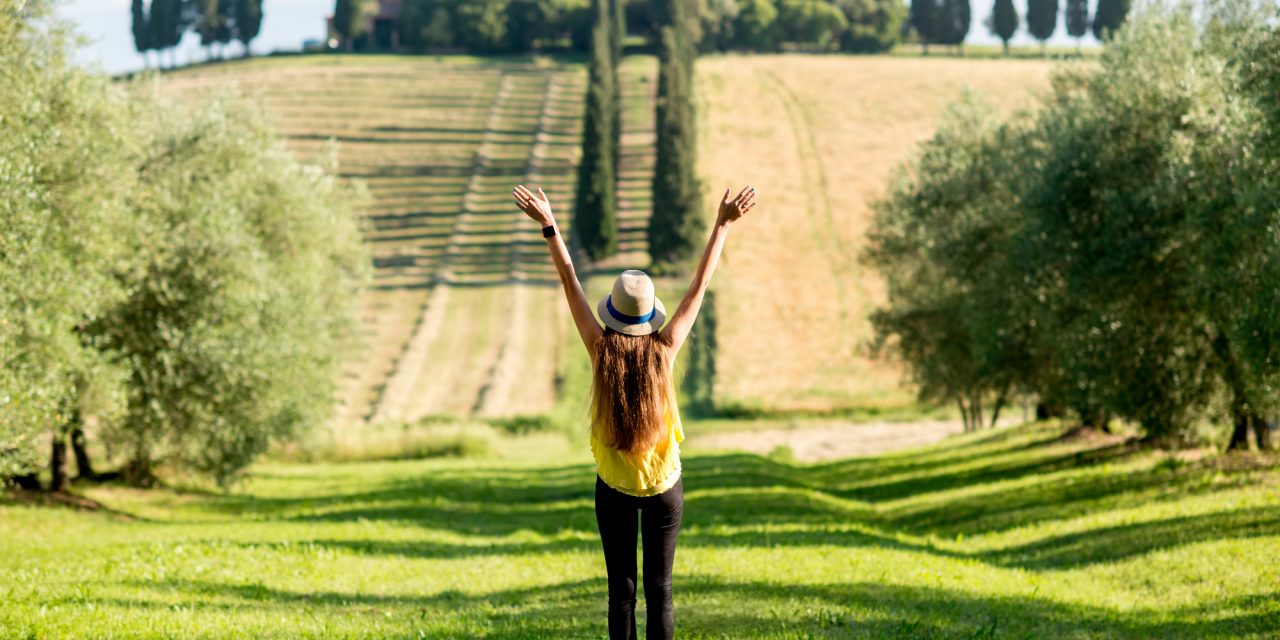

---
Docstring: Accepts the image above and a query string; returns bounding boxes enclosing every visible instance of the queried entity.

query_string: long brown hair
[591,328,674,454]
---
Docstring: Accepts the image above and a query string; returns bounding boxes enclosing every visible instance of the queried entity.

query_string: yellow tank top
[590,384,685,497]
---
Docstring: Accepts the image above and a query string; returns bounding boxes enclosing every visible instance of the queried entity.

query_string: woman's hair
[591,328,674,454]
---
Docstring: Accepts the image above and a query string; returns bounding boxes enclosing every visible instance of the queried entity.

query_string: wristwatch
[542,224,557,238]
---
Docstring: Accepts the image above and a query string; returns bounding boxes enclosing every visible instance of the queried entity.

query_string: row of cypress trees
[572,0,623,260]
[646,0,703,269]
[912,0,1130,55]
[572,0,704,269]
[131,0,264,67]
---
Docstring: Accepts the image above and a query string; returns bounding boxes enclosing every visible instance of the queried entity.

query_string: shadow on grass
[178,440,1274,574]
[98,574,1278,639]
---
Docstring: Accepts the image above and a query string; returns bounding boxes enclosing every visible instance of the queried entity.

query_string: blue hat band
[606,296,655,325]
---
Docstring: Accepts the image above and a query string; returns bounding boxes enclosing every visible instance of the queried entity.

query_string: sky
[58,0,1095,76]
[60,0,332,74]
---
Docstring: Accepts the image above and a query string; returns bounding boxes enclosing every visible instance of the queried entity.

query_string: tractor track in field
[473,72,559,417]
[369,73,517,425]
[758,68,855,372]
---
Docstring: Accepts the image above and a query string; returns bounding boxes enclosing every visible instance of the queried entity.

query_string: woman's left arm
[513,185,603,354]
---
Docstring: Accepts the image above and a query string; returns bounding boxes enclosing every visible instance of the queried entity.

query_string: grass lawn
[3,422,1277,639]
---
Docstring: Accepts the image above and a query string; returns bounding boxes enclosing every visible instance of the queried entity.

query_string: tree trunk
[1035,401,1061,420]
[972,394,984,431]
[49,433,69,492]
[990,384,1010,428]
[9,473,41,491]
[123,447,155,487]
[71,427,96,480]
[1002,41,1010,56]
[1228,410,1251,450]
[922,42,929,56]
[957,398,970,432]
[1254,414,1272,451]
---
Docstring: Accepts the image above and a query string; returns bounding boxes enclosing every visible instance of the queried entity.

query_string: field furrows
[615,58,659,262]
[473,73,564,417]
[369,72,522,424]
[164,58,655,426]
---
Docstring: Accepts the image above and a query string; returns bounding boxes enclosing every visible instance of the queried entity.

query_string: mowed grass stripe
[368,71,520,424]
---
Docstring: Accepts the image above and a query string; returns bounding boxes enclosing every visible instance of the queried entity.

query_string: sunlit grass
[3,422,1277,638]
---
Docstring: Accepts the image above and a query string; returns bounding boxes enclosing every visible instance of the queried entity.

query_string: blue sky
[58,0,1093,75]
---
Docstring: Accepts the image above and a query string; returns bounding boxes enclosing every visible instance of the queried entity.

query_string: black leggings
[594,475,684,640]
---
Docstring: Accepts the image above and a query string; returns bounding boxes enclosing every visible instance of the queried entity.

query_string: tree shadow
[93,574,1277,639]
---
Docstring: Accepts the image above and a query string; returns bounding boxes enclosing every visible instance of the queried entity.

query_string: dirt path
[685,419,978,462]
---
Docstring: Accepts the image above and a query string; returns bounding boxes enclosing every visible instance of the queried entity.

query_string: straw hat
[598,270,666,336]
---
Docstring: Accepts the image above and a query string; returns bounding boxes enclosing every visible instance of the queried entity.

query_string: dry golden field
[162,53,1056,429]
[697,55,1055,413]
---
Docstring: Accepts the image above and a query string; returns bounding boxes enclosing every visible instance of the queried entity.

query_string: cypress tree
[131,0,151,59]
[1091,0,1129,40]
[988,0,1018,55]
[1026,0,1058,52]
[910,0,939,53]
[333,0,363,51]
[573,1,618,260]
[610,0,625,170]
[236,0,263,54]
[610,0,626,67]
[936,0,971,50]
[147,0,182,68]
[648,0,702,267]
[1065,0,1088,44]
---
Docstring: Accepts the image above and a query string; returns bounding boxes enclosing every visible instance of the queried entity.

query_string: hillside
[163,56,640,433]
[162,53,1056,428]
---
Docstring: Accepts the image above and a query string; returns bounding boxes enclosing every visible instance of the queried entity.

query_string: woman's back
[589,344,686,497]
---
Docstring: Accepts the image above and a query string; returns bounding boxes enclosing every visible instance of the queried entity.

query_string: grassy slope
[698,55,1057,414]
[3,423,1277,639]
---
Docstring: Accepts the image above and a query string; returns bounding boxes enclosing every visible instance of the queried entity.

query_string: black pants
[595,475,684,640]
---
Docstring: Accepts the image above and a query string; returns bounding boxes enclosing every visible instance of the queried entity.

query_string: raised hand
[717,186,757,224]
[513,184,554,226]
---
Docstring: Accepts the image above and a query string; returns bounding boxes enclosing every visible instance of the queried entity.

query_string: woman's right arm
[513,185,603,355]
[662,186,757,356]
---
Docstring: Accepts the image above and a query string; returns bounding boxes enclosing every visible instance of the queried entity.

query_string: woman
[512,184,757,640]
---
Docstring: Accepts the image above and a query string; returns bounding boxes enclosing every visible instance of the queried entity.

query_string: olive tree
[1,0,136,482]
[88,93,368,486]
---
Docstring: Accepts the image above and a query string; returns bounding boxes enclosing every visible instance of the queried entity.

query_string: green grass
[3,422,1277,638]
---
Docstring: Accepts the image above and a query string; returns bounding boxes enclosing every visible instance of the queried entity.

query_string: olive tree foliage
[867,1,1280,446]
[88,93,369,485]
[2,1,368,486]
[1,1,137,477]
[867,95,1038,432]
